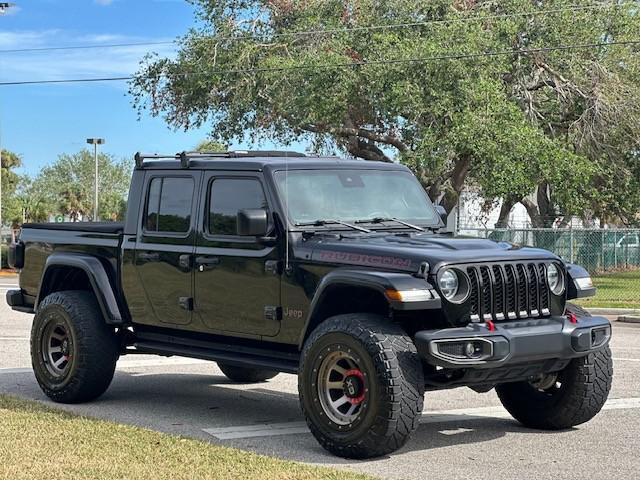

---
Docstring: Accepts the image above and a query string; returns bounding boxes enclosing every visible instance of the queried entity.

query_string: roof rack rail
[134,150,306,169]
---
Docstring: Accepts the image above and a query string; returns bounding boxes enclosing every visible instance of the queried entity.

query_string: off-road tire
[299,314,425,459]
[496,302,612,430]
[217,363,278,383]
[31,291,119,403]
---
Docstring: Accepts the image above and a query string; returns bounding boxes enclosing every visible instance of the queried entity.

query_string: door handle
[138,252,160,262]
[195,256,220,272]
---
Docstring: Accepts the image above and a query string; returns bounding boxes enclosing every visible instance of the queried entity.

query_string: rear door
[193,172,281,337]
[134,172,200,326]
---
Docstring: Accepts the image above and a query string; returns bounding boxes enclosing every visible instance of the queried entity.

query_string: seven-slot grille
[466,262,551,322]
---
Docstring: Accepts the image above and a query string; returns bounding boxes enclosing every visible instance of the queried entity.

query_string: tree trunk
[521,197,544,227]
[495,195,518,228]
[441,155,472,213]
[536,181,556,227]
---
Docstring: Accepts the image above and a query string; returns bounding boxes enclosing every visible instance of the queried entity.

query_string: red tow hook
[567,311,578,324]
[486,320,496,332]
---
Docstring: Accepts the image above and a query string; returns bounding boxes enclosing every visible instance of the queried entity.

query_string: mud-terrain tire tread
[299,314,425,459]
[31,290,119,404]
[217,363,278,383]
[496,340,613,430]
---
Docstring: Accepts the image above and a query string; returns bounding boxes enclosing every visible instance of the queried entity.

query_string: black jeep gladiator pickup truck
[7,151,613,458]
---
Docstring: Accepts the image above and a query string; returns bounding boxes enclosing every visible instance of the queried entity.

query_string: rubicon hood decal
[303,232,559,273]
[318,250,413,269]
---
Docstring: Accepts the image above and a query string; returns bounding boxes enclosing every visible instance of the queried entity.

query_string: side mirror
[435,205,448,225]
[237,209,268,236]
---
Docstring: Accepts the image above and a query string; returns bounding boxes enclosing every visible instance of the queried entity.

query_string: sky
[0,0,302,177]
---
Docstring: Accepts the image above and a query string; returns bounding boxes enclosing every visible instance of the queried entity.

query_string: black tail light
[8,241,24,269]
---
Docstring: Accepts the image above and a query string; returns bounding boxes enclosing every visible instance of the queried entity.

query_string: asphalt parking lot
[1,277,639,480]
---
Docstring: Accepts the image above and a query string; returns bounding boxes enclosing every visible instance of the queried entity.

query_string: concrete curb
[618,315,640,324]
[587,308,640,316]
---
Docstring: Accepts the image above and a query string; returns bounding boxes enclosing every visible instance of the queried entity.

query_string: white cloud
[95,0,115,6]
[78,33,131,43]
[0,30,61,48]
[0,30,176,88]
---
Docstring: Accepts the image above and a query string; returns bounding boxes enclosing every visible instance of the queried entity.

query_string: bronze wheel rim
[41,316,74,378]
[317,350,368,426]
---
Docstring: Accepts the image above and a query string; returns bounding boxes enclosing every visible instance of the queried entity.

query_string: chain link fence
[457,227,640,309]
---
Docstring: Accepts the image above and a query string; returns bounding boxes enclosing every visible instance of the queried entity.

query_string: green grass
[0,395,374,480]
[575,269,640,309]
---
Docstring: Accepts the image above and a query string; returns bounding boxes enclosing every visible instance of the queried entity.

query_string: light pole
[86,138,105,222]
[0,3,16,270]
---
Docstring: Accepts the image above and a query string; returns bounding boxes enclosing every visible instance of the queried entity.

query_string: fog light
[465,342,475,358]
[591,326,610,348]
[431,338,494,363]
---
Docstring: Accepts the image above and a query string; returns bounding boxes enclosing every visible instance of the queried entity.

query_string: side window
[144,177,194,234]
[209,178,268,235]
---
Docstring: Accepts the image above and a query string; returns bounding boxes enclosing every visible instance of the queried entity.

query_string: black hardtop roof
[134,150,408,172]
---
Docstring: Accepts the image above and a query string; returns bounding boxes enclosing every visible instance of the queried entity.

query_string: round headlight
[547,263,565,295]
[439,269,459,300]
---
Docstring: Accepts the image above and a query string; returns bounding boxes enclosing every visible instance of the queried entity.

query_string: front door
[193,173,281,337]
[135,173,199,326]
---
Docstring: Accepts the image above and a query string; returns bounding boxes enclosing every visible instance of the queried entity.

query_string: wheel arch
[36,253,125,325]
[298,269,439,348]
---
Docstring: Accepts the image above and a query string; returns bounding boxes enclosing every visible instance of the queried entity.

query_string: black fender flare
[298,268,440,348]
[36,253,124,325]
[565,263,596,299]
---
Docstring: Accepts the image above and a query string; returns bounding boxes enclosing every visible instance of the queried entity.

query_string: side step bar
[132,331,300,374]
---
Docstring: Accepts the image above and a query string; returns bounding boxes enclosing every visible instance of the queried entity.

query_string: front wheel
[496,346,613,430]
[299,314,425,459]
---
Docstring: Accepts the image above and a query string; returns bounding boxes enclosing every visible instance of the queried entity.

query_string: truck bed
[22,222,125,234]
[16,223,124,307]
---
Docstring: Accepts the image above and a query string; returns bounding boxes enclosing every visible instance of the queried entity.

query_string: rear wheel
[31,291,119,403]
[299,314,424,459]
[217,363,278,383]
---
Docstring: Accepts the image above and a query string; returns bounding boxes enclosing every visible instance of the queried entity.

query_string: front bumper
[414,315,611,369]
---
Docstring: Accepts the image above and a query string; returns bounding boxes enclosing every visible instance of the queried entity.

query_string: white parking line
[439,427,474,436]
[0,367,31,375]
[204,422,310,440]
[0,357,210,376]
[0,337,30,341]
[203,397,640,440]
[613,358,640,362]
[117,358,210,369]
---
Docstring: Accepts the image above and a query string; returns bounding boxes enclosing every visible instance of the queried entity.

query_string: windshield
[274,169,440,228]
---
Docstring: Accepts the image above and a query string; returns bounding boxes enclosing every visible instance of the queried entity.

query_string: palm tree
[60,188,88,222]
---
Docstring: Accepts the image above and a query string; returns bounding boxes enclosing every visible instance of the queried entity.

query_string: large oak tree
[131,0,640,225]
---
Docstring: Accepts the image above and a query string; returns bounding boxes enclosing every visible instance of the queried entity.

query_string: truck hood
[301,232,560,274]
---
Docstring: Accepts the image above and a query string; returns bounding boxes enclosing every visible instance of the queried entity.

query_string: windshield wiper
[354,217,426,232]
[295,219,371,233]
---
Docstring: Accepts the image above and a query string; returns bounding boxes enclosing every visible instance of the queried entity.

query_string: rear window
[144,177,194,234]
